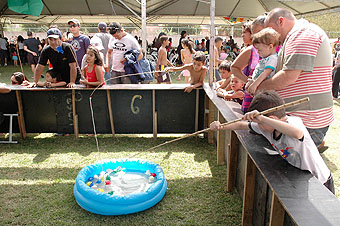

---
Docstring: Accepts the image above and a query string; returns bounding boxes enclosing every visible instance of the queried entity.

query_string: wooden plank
[72,89,79,138]
[153,89,157,140]
[217,111,226,165]
[207,99,216,144]
[269,193,285,226]
[15,90,26,138]
[106,90,115,137]
[227,130,239,192]
[242,154,256,226]
[195,88,199,132]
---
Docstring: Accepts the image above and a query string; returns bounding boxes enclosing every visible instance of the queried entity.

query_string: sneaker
[318,141,328,153]
[4,64,7,66]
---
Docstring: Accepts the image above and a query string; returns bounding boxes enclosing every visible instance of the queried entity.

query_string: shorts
[157,71,171,83]
[12,56,18,60]
[110,70,131,84]
[157,65,171,83]
[0,49,8,59]
[183,69,190,77]
[27,54,39,65]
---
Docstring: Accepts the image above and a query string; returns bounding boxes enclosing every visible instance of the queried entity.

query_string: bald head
[264,8,296,43]
[266,8,295,24]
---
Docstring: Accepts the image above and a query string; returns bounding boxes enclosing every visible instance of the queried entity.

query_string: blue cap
[47,28,62,39]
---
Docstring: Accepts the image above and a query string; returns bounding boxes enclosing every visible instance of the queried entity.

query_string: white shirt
[250,116,330,184]
[108,33,140,72]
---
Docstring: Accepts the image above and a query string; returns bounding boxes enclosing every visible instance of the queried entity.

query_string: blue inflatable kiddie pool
[73,159,167,215]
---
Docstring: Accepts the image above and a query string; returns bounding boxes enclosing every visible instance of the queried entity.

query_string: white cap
[90,36,104,51]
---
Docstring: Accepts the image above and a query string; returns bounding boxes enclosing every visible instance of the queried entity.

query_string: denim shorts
[306,126,329,147]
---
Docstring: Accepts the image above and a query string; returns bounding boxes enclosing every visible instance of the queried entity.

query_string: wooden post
[242,154,256,226]
[195,89,199,132]
[153,90,157,140]
[106,90,115,137]
[217,111,226,165]
[208,0,215,86]
[207,99,216,144]
[203,95,209,139]
[269,193,285,226]
[72,90,79,138]
[227,130,238,192]
[15,90,26,139]
[141,0,147,51]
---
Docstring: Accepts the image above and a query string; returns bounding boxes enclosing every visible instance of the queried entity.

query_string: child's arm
[247,68,273,95]
[49,81,67,87]
[210,120,249,131]
[164,64,191,73]
[36,81,47,87]
[217,77,231,90]
[224,90,244,100]
[244,110,304,139]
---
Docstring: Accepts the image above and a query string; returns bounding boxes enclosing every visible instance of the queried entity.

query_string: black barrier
[0,84,205,134]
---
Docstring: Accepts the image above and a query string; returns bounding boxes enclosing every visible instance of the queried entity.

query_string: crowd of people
[0,8,338,194]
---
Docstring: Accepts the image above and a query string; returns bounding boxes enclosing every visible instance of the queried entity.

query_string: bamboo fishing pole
[145,96,310,152]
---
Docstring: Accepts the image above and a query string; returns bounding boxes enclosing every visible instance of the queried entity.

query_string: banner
[8,0,44,17]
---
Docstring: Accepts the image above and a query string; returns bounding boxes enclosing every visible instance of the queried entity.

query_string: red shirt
[85,64,105,87]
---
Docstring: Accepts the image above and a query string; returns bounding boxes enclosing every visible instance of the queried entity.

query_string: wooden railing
[203,83,340,226]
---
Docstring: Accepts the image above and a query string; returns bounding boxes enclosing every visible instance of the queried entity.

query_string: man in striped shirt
[258,8,334,151]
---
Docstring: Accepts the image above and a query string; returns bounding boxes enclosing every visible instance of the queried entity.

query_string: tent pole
[208,0,215,86]
[141,0,147,51]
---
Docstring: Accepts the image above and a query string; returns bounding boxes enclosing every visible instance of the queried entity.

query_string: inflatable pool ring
[73,159,167,215]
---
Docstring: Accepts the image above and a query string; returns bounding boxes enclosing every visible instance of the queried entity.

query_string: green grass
[0,135,242,225]
[1,65,340,224]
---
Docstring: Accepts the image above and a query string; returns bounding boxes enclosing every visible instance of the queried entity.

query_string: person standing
[259,8,334,150]
[106,22,143,84]
[0,34,8,66]
[24,31,42,73]
[176,30,187,65]
[67,19,90,69]
[93,22,112,83]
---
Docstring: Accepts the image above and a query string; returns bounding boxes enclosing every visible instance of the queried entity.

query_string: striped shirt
[276,19,334,129]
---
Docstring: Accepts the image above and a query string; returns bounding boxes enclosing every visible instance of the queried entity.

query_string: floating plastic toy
[73,159,167,215]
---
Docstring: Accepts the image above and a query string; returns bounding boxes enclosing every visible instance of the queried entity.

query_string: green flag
[8,0,44,17]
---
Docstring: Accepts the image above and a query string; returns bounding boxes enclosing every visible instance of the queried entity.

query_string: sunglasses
[69,24,78,28]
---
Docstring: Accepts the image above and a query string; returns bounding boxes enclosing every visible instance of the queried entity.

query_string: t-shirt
[252,53,278,80]
[38,42,81,83]
[249,116,330,184]
[93,32,112,62]
[276,19,334,129]
[24,38,41,55]
[108,33,141,72]
[0,38,7,50]
[68,34,90,67]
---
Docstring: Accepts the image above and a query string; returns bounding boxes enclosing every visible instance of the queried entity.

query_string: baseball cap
[108,22,122,35]
[46,28,62,39]
[67,18,80,26]
[90,36,104,51]
[98,22,107,32]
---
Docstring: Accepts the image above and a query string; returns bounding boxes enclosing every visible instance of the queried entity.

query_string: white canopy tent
[1,0,339,84]
[0,0,339,25]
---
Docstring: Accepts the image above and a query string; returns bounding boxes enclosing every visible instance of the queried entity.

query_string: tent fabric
[0,0,340,25]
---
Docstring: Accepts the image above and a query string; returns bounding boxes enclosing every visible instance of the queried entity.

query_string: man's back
[94,32,111,57]
[24,38,40,54]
